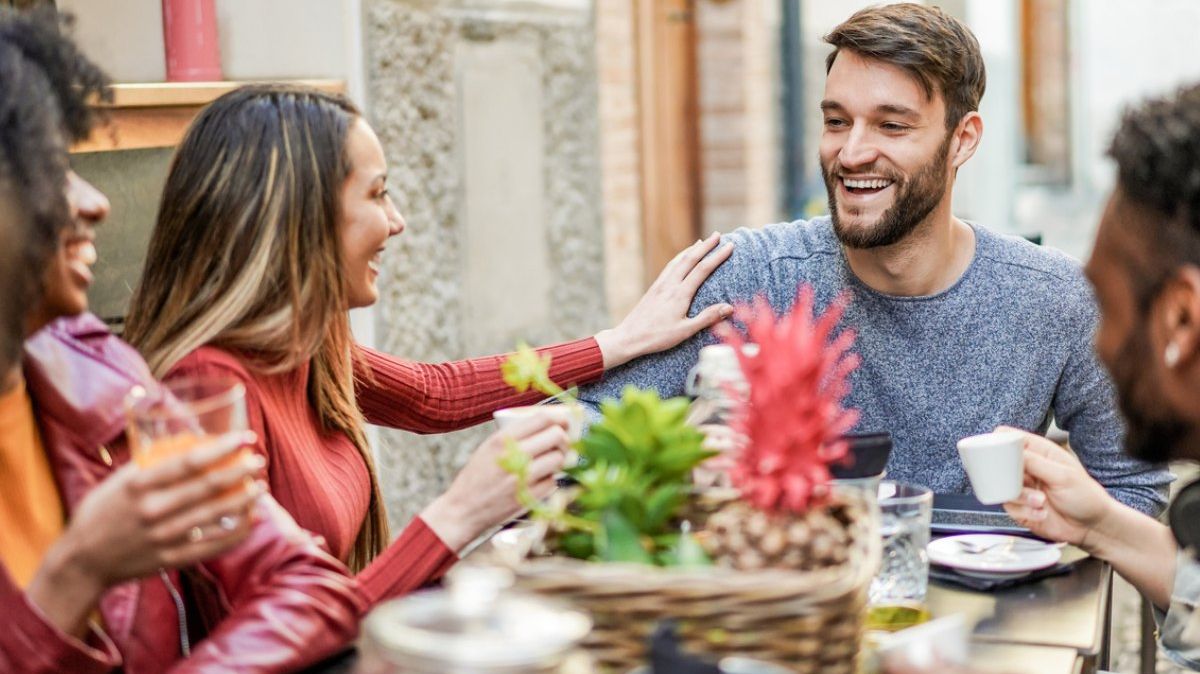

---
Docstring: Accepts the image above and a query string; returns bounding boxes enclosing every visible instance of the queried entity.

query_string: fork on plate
[955,538,1066,555]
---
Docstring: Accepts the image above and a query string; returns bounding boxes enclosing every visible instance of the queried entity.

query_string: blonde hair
[124,84,387,570]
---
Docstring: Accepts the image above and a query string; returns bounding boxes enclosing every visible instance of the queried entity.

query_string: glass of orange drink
[125,376,253,496]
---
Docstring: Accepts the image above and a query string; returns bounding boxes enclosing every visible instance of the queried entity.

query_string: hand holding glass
[126,376,260,526]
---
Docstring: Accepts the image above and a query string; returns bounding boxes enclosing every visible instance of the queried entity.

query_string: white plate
[927,534,1061,575]
[954,567,1037,580]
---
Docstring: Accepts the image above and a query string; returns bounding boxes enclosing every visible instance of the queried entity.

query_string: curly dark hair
[1108,82,1200,304]
[0,6,109,366]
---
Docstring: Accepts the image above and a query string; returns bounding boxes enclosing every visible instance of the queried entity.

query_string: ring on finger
[188,525,204,542]
[219,515,239,531]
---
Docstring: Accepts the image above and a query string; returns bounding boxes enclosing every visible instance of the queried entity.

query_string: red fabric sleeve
[356,338,604,433]
[0,570,120,674]
[167,497,369,674]
[355,516,458,605]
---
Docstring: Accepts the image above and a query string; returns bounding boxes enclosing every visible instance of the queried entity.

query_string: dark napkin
[648,621,722,674]
[930,560,1076,591]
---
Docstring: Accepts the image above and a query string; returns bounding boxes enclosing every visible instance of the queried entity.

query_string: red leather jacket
[0,314,369,674]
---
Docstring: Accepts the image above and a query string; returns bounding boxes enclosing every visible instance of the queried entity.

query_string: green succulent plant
[499,346,716,567]
[566,388,716,565]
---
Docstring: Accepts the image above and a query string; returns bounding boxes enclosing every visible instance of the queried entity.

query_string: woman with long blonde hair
[124,84,732,601]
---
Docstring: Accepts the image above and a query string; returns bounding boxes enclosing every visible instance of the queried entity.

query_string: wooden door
[636,0,701,281]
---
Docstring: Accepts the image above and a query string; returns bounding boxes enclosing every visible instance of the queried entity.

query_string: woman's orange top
[0,379,65,588]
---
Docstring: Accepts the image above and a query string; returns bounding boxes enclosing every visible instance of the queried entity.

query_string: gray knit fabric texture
[580,217,1171,515]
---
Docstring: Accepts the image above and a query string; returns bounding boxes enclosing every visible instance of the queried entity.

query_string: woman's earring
[1166,341,1182,368]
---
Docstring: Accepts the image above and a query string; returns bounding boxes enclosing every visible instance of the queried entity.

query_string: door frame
[634,0,702,282]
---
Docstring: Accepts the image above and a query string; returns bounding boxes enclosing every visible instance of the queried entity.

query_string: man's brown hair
[824,3,986,131]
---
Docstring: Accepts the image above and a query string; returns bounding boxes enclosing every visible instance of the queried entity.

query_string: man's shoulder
[970,226,1097,328]
[973,226,1088,289]
[723,216,839,264]
[687,217,840,312]
[974,223,1089,280]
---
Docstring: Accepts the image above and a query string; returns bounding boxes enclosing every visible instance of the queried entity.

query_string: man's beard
[822,133,952,249]
[1110,327,1190,463]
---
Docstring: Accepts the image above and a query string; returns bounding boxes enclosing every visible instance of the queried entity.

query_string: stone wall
[362,0,607,527]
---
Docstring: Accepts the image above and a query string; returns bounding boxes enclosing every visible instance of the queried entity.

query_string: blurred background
[36,3,1200,669]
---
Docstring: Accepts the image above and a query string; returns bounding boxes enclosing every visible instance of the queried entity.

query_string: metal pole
[780,0,806,220]
[1140,595,1158,674]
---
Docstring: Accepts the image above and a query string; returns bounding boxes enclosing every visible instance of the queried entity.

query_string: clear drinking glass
[869,481,933,605]
[125,376,250,487]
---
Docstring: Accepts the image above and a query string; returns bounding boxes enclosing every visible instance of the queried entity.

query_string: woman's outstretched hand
[595,232,734,369]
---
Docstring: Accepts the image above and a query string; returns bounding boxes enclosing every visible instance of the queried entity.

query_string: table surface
[307,643,1083,674]
[304,549,1108,674]
[967,642,1082,674]
[927,545,1111,655]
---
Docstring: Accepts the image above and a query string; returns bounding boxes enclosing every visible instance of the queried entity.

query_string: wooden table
[928,545,1111,673]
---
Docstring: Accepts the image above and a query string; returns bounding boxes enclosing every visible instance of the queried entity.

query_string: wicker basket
[503,490,880,673]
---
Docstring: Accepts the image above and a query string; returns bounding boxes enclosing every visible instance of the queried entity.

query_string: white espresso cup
[492,405,583,442]
[956,430,1025,505]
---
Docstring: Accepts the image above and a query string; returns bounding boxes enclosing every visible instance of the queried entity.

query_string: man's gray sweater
[580,217,1171,515]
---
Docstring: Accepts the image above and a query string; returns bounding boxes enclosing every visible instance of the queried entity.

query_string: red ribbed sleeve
[356,517,458,605]
[356,338,604,433]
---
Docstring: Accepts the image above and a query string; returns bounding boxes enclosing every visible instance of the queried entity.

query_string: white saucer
[954,567,1037,580]
[927,534,1061,576]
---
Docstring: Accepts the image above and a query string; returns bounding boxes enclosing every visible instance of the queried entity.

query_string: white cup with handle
[957,430,1025,505]
[492,404,583,442]
[493,404,584,471]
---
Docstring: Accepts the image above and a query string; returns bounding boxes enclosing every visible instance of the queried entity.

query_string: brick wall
[594,0,783,321]
[696,0,782,235]
[595,0,645,322]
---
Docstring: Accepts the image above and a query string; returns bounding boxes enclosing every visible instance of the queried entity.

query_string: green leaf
[656,530,712,568]
[598,508,653,564]
[655,396,692,427]
[672,531,712,568]
[643,485,684,530]
[500,342,562,397]
[616,493,649,531]
[653,445,718,479]
[558,530,596,560]
[576,427,628,465]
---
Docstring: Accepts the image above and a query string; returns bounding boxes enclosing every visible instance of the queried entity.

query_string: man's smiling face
[819,50,955,249]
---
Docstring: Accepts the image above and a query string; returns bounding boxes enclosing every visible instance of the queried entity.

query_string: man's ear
[1158,266,1200,370]
[949,111,983,170]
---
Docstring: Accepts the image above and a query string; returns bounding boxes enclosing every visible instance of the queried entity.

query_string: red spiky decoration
[716,285,861,514]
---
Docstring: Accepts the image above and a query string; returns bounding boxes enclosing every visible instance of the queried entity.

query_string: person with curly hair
[887,82,1200,674]
[0,8,371,673]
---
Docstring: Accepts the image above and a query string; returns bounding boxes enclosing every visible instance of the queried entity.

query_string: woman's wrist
[420,493,481,553]
[594,327,637,370]
[26,538,106,636]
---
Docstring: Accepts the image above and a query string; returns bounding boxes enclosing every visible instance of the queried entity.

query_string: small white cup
[956,430,1025,505]
[492,405,583,442]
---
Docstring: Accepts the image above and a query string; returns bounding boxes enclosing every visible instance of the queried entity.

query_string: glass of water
[869,481,933,605]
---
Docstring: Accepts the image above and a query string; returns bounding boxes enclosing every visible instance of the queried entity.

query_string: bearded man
[579,2,1170,514]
